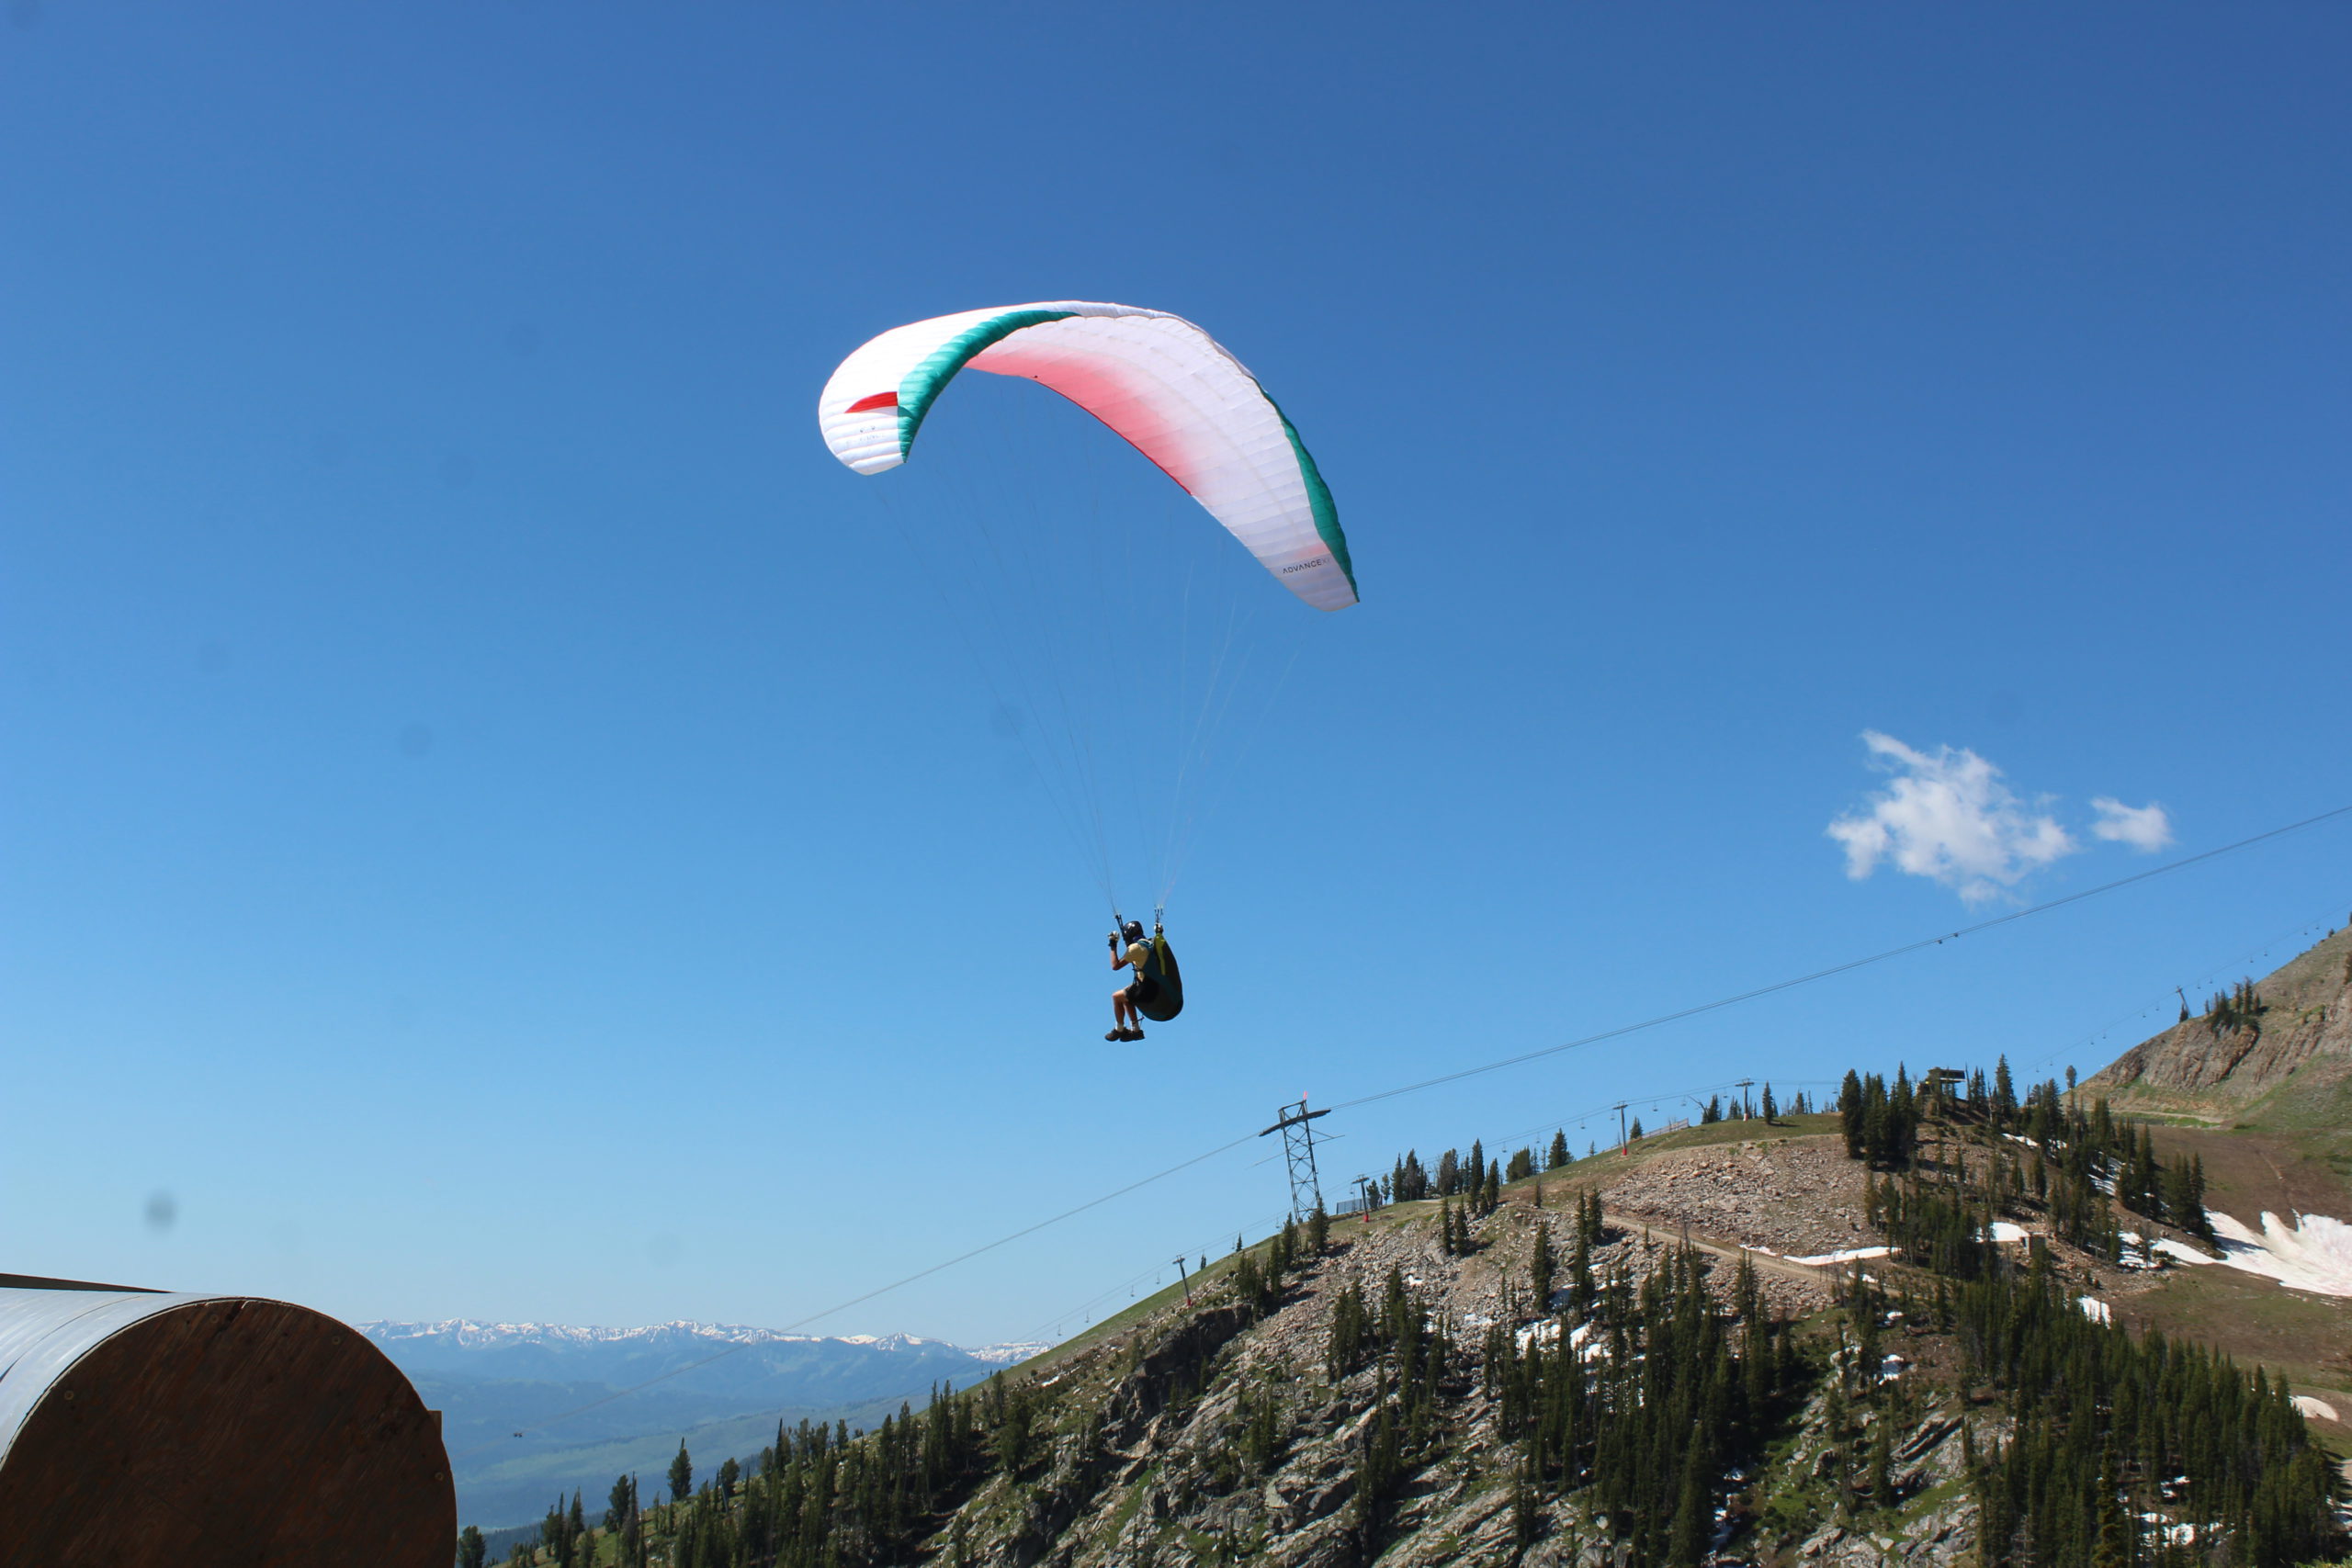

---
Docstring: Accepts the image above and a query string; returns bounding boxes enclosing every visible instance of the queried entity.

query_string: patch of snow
[1879,1353,1906,1382]
[1984,1221,2028,1244]
[1515,1318,1563,1351]
[2196,1211,2352,1298]
[1787,1245,1894,1268]
[2291,1395,2339,1423]
[2154,1237,2218,1268]
[2078,1296,2112,1326]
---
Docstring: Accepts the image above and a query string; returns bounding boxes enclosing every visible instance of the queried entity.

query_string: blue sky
[3,2,2347,1351]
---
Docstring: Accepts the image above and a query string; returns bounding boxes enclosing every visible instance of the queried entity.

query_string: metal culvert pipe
[0,1281,453,1566]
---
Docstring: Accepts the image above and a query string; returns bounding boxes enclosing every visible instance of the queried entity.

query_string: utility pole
[1173,1255,1193,1306]
[1737,1078,1754,1120]
[1259,1097,1333,1222]
[1614,1102,1629,1156]
[1353,1173,1375,1224]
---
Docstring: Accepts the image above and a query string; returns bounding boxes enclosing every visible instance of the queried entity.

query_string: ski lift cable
[1011,1210,1290,1347]
[2016,903,2350,1077]
[1330,803,2352,1114]
[453,1129,1260,1458]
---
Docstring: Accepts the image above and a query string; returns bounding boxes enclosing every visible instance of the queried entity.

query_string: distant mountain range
[365,1318,1044,1382]
[363,1320,1044,1530]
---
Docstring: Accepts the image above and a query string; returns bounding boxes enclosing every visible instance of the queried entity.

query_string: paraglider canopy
[818,301,1357,611]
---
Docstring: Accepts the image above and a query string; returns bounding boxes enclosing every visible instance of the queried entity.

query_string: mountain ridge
[2088,921,2352,1129]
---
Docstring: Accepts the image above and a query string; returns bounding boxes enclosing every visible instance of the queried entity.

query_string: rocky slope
[932,1165,1981,1567]
[2089,923,2352,1128]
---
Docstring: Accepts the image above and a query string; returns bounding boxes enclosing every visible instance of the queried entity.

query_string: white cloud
[2090,796,2174,852]
[1826,732,2077,905]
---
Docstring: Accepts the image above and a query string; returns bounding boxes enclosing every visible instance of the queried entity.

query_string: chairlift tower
[1259,1097,1332,1223]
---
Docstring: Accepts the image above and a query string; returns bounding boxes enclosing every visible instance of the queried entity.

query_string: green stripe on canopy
[896,309,1078,458]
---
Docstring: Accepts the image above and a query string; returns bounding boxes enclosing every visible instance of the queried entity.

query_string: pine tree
[1510,1457,1540,1552]
[1548,1129,1570,1169]
[668,1440,694,1503]
[1866,1418,1893,1511]
[605,1472,636,1533]
[1760,1083,1778,1123]
[457,1526,487,1568]
[1667,1450,1710,1565]
[540,1498,568,1567]
[1328,1278,1370,1377]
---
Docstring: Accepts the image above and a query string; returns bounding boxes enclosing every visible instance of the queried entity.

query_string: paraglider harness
[1112,912,1184,1022]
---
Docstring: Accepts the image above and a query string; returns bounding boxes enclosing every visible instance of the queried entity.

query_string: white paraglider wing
[818,301,1355,611]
